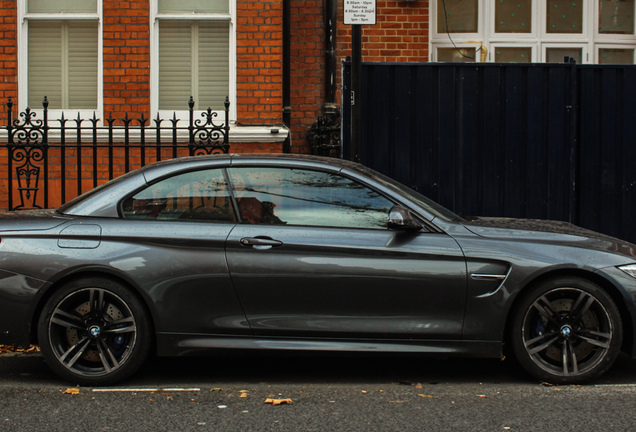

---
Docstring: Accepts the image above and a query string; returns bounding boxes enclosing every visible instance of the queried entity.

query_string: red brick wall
[0,2,16,209]
[337,0,430,63]
[289,0,325,153]
[236,0,284,125]
[0,1,430,210]
[103,0,151,118]
[0,1,17,104]
[288,0,430,153]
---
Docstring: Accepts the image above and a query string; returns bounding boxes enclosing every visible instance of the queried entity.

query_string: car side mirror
[387,206,422,230]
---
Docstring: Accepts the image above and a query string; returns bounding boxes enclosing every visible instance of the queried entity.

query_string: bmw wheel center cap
[560,325,572,338]
[89,325,101,338]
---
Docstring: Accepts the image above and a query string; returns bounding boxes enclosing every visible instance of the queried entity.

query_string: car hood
[0,209,72,232]
[462,217,636,259]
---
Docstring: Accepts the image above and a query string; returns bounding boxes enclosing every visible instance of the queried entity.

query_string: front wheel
[510,277,622,384]
[37,278,152,386]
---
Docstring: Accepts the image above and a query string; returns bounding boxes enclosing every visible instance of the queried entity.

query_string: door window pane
[437,47,477,62]
[547,0,583,33]
[495,47,532,62]
[546,47,582,63]
[228,168,394,229]
[495,0,532,33]
[121,169,236,222]
[437,0,478,33]
[599,0,635,35]
[599,48,635,63]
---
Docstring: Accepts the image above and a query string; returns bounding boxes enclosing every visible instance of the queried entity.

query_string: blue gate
[341,63,636,243]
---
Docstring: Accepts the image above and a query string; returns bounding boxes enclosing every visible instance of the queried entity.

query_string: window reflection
[121,169,235,222]
[228,168,394,229]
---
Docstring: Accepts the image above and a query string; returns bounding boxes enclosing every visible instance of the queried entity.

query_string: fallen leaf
[0,345,40,354]
[239,390,249,393]
[477,395,487,398]
[416,383,423,389]
[541,382,556,387]
[240,393,248,398]
[211,388,223,392]
[418,394,439,399]
[62,388,80,395]
[361,391,368,394]
[264,398,293,406]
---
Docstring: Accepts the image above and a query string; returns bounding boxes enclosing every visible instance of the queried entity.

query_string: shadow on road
[3,350,636,387]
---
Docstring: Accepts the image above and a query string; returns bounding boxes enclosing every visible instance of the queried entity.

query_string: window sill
[22,125,289,144]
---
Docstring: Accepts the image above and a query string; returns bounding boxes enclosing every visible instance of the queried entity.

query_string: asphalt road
[1,351,636,431]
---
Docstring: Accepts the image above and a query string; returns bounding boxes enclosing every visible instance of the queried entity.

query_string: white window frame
[490,43,537,63]
[431,42,483,62]
[432,0,484,41]
[538,0,591,42]
[594,0,636,42]
[150,0,237,124]
[430,0,636,64]
[17,0,103,120]
[542,42,590,63]
[488,0,539,41]
[595,44,636,64]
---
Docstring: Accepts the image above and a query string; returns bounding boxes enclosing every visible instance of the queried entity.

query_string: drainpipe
[324,0,338,112]
[306,0,341,157]
[282,0,291,153]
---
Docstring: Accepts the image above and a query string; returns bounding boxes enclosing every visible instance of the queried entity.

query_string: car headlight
[618,263,636,279]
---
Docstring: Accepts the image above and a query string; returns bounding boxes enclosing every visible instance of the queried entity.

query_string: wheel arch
[504,268,634,356]
[29,269,158,349]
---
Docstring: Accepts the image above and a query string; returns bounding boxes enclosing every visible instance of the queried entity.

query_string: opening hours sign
[344,0,376,25]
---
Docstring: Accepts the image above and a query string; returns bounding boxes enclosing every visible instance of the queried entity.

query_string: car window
[121,168,236,222]
[228,167,393,229]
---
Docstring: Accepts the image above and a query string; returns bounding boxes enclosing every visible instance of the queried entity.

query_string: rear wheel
[511,277,622,384]
[37,277,151,386]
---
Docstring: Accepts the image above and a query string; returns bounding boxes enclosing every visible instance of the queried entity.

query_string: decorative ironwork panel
[307,109,341,158]
[188,96,231,155]
[6,97,49,209]
[4,96,230,211]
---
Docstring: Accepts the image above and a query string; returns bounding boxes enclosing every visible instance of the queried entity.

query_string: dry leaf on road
[264,398,293,405]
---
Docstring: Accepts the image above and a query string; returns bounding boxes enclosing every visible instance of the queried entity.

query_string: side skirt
[156,333,502,358]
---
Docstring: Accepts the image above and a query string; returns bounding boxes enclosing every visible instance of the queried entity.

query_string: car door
[112,167,249,335]
[225,166,467,339]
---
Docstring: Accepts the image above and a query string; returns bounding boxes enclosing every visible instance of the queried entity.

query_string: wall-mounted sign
[344,0,376,25]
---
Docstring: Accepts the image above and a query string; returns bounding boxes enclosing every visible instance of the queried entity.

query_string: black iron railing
[5,96,230,211]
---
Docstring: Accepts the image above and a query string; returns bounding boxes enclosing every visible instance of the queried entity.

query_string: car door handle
[239,237,283,249]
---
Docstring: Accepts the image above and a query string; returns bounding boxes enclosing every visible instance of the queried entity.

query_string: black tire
[37,277,152,386]
[510,277,622,384]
